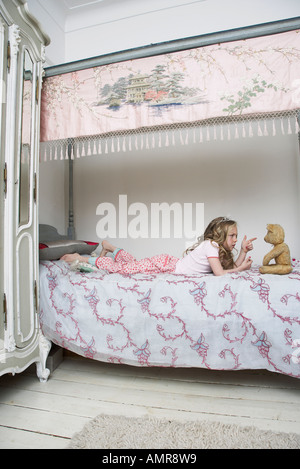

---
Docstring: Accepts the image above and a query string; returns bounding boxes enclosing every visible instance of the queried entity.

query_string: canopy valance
[40,28,300,160]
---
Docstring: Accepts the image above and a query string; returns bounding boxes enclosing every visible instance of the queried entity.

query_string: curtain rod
[44,16,300,78]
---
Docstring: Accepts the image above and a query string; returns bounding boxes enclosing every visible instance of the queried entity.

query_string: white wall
[26,0,66,66]
[27,0,300,66]
[39,119,300,264]
[64,0,300,63]
[39,158,68,235]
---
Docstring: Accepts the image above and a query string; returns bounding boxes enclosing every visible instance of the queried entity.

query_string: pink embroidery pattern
[39,260,300,378]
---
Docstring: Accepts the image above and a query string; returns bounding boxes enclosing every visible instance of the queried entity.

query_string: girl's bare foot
[100,240,117,257]
[61,253,88,263]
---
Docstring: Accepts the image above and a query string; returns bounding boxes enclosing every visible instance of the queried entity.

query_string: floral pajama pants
[94,249,179,274]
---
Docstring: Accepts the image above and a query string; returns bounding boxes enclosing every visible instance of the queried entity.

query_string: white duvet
[39,260,300,378]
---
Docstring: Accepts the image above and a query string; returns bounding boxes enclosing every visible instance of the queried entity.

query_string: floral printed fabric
[94,249,179,274]
[39,260,300,378]
[40,30,300,144]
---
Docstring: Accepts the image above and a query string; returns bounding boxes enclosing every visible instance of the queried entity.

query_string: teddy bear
[259,224,292,274]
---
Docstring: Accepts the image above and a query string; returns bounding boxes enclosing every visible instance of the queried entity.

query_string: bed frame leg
[36,330,52,382]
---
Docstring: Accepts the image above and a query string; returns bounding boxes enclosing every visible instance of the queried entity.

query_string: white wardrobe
[0,0,50,379]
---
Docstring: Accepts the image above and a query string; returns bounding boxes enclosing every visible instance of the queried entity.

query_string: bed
[37,22,300,381]
[38,226,300,380]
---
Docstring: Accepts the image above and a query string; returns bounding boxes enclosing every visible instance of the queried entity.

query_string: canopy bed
[37,18,300,381]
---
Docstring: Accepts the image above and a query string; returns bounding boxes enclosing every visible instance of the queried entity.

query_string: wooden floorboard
[0,356,299,449]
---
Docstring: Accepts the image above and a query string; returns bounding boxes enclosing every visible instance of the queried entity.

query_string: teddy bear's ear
[267,224,274,233]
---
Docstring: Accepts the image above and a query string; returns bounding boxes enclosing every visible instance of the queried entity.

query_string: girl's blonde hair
[185,216,237,269]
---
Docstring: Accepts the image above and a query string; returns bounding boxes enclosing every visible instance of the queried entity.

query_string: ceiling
[62,0,110,10]
[44,0,208,24]
[28,0,300,67]
[34,0,211,37]
[27,0,211,65]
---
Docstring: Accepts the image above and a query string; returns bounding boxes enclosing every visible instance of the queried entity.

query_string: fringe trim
[40,113,300,161]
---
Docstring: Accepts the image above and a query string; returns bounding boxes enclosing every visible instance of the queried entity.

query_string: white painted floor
[0,356,299,449]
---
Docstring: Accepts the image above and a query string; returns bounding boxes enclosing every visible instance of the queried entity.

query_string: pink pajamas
[95,249,179,274]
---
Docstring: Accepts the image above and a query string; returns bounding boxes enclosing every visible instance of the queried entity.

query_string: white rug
[68,414,300,449]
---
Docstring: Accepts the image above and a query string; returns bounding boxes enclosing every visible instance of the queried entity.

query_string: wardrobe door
[4,23,39,354]
[0,14,7,359]
[13,44,39,350]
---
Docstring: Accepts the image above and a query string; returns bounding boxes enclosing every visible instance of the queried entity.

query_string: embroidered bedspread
[39,260,300,378]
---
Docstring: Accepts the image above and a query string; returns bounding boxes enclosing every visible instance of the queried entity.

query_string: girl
[61,217,256,276]
[175,216,256,276]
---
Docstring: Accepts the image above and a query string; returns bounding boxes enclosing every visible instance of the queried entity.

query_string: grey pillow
[39,240,99,260]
